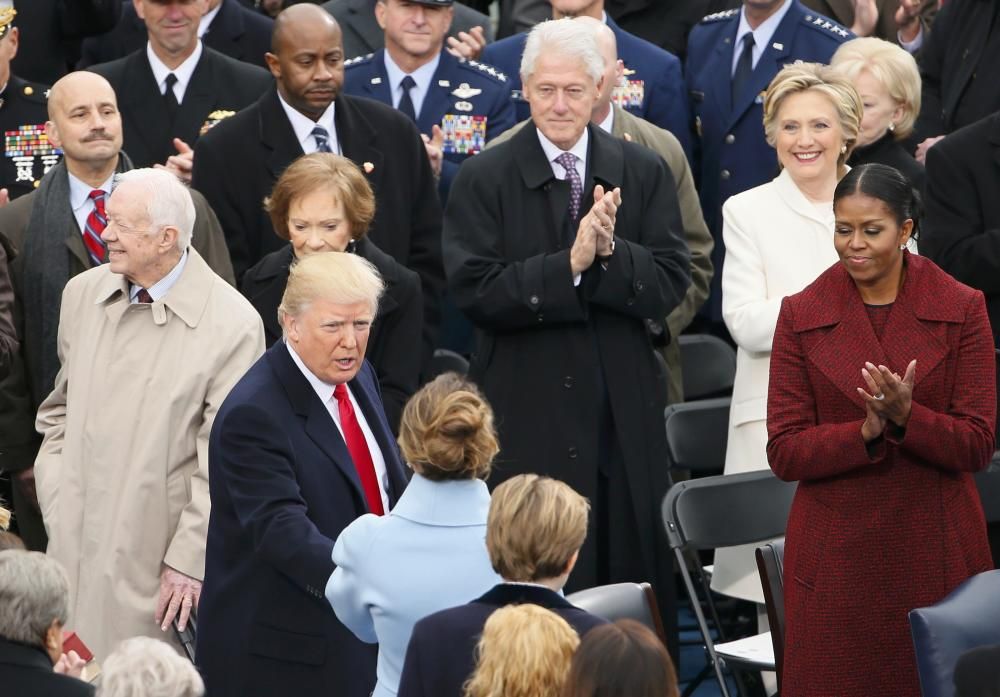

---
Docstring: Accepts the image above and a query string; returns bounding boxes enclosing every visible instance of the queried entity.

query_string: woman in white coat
[712,63,863,602]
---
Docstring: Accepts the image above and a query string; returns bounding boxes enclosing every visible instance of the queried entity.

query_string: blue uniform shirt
[685,0,850,321]
[481,15,691,158]
[344,48,516,202]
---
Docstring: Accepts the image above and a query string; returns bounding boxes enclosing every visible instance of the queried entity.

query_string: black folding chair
[678,334,737,401]
[567,582,667,646]
[427,348,470,378]
[755,540,786,692]
[664,397,730,479]
[662,471,796,697]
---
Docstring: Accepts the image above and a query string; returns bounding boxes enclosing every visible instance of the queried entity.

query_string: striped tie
[83,189,108,267]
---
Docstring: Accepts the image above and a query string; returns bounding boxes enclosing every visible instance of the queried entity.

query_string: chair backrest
[428,348,470,378]
[662,471,797,551]
[975,466,1000,524]
[756,540,786,690]
[909,569,1000,697]
[566,582,667,646]
[678,334,737,401]
[663,397,730,474]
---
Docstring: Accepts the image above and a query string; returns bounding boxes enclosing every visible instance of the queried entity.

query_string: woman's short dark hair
[561,620,679,697]
[834,163,923,240]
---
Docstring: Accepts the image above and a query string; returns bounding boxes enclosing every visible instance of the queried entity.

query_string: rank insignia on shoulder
[701,8,739,23]
[344,53,373,67]
[199,110,236,136]
[441,114,486,155]
[452,83,482,100]
[5,123,62,184]
[454,100,473,112]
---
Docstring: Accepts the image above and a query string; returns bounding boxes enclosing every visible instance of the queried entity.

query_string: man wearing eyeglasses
[0,70,234,554]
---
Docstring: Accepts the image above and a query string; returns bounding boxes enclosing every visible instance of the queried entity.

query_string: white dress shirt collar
[130,249,189,303]
[146,39,203,102]
[277,91,339,154]
[67,171,115,234]
[199,3,223,38]
[733,0,792,73]
[536,126,589,180]
[597,106,614,135]
[382,50,441,118]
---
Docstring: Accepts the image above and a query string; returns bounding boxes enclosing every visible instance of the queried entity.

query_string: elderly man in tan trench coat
[34,168,264,661]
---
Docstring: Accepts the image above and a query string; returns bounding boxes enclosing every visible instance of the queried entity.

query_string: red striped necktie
[333,383,385,515]
[83,189,107,267]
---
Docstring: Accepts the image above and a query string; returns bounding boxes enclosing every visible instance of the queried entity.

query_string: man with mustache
[193,4,442,357]
[0,70,235,553]
[87,0,273,168]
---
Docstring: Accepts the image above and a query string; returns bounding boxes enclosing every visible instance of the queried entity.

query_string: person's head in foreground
[279,251,385,385]
[954,644,1000,697]
[763,62,862,194]
[830,37,921,149]
[520,17,605,151]
[463,603,580,697]
[265,152,376,260]
[561,619,679,697]
[486,473,590,588]
[397,372,499,481]
[98,636,204,697]
[833,163,918,300]
[0,550,71,665]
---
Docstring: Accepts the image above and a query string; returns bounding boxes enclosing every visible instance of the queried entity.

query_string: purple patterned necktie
[555,151,582,223]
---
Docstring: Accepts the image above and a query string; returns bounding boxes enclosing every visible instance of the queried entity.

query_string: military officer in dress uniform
[0,5,59,201]
[685,0,850,326]
[475,0,692,157]
[342,0,515,202]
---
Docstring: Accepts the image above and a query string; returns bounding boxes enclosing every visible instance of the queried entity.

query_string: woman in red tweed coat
[767,164,995,697]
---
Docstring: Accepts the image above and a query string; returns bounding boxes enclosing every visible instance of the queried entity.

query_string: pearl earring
[888,122,896,132]
[840,144,847,154]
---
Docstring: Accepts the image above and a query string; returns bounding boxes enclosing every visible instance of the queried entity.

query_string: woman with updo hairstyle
[831,37,924,189]
[767,163,995,696]
[464,604,579,697]
[327,373,502,697]
[561,620,678,697]
[240,152,423,431]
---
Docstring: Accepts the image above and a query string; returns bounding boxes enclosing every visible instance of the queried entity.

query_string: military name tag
[612,79,645,109]
[5,124,60,185]
[454,100,473,112]
[441,114,487,155]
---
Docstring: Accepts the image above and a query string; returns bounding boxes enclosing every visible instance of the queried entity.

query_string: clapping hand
[857,359,917,429]
[852,0,879,36]
[446,26,487,61]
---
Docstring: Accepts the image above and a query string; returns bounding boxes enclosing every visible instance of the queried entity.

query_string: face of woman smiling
[287,186,354,259]
[834,191,912,301]
[775,89,845,192]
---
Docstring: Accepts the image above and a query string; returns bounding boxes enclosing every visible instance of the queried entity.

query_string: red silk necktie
[333,384,385,515]
[83,189,107,267]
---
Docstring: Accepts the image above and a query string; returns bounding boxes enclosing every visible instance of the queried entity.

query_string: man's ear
[44,120,62,150]
[160,225,180,254]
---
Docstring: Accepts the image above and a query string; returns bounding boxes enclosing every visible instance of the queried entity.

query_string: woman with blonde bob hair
[241,152,422,430]
[327,373,503,697]
[831,37,924,189]
[464,604,579,697]
[713,63,862,611]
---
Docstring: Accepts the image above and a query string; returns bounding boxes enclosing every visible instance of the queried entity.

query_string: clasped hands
[570,185,621,276]
[858,359,917,442]
[155,564,202,633]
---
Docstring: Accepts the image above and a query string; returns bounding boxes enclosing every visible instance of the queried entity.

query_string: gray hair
[98,637,205,697]
[520,18,604,84]
[113,168,195,251]
[0,550,69,647]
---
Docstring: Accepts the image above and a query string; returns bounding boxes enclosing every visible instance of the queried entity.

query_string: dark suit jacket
[10,0,119,85]
[322,0,494,59]
[768,252,994,695]
[443,122,689,601]
[847,132,925,192]
[921,112,1000,344]
[196,345,409,697]
[88,45,272,168]
[240,240,422,432]
[398,584,607,697]
[79,0,274,69]
[0,638,94,697]
[192,89,443,353]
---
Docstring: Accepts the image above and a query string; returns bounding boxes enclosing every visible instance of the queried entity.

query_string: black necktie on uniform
[163,73,179,123]
[731,33,755,104]
[398,75,417,122]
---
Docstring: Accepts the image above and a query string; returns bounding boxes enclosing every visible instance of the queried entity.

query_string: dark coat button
[568,447,578,458]
[564,376,574,388]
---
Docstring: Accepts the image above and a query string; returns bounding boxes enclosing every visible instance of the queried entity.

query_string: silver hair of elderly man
[520,17,606,84]
[99,636,205,697]
[0,550,70,648]
[112,168,196,252]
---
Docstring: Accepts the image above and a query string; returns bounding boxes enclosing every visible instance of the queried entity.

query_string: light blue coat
[326,473,501,697]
